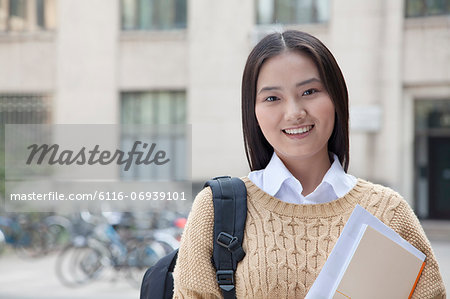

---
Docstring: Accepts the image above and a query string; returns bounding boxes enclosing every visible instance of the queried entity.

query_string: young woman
[173,30,446,299]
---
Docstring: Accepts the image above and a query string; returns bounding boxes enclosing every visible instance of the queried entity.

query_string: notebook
[305,205,426,299]
[333,225,426,299]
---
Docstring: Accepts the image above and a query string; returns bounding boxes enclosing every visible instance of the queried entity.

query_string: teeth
[284,125,313,134]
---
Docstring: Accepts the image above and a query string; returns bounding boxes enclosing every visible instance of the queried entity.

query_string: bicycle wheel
[56,243,109,287]
[14,225,47,258]
[0,230,5,256]
[42,216,72,252]
[125,239,167,288]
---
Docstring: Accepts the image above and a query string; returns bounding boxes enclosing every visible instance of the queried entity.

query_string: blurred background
[0,0,449,298]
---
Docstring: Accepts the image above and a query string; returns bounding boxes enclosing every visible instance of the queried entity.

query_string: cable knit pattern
[173,177,446,299]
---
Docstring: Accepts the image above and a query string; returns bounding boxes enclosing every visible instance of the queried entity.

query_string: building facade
[0,0,449,218]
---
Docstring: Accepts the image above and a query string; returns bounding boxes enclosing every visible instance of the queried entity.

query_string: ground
[0,239,448,298]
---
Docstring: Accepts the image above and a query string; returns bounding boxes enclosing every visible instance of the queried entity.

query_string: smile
[283,125,314,135]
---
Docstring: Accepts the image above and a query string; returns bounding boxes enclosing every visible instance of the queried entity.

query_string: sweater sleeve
[389,199,446,299]
[172,187,222,299]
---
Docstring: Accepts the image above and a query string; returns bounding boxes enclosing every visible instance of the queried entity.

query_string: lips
[283,125,314,135]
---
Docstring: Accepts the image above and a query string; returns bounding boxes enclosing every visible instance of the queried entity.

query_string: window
[121,0,187,31]
[121,91,186,125]
[120,91,187,181]
[0,93,52,156]
[0,0,56,32]
[0,94,52,125]
[406,0,450,17]
[0,94,52,198]
[256,0,329,25]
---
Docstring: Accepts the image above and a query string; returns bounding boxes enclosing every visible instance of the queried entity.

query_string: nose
[285,98,306,122]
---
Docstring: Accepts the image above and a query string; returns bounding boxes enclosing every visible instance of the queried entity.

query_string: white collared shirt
[248,152,357,204]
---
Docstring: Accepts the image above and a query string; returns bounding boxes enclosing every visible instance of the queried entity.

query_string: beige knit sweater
[173,177,446,299]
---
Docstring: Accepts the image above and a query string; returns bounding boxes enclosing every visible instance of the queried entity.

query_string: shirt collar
[322,154,353,198]
[262,152,301,196]
[262,152,351,198]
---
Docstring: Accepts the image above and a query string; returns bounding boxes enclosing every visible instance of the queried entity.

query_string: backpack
[140,176,247,299]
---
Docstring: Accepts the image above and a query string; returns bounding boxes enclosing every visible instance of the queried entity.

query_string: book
[333,225,426,299]
[305,205,426,299]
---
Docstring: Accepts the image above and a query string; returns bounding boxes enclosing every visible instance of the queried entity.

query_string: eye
[302,89,318,96]
[265,96,280,102]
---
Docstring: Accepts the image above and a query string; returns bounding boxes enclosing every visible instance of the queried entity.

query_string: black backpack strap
[204,176,247,299]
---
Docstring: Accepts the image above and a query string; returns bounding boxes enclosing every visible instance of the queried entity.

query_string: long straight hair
[242,30,350,172]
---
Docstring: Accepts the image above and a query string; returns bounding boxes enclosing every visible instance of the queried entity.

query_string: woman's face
[255,50,335,165]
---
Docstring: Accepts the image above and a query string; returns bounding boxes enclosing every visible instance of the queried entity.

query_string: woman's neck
[278,150,332,196]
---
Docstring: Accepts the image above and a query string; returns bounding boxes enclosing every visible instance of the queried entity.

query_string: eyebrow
[257,77,321,95]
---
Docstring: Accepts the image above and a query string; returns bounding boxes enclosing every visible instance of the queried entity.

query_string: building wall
[329,0,404,196]
[189,0,254,180]
[1,0,449,212]
[55,0,118,124]
[402,15,450,211]
[119,32,188,90]
[0,35,55,92]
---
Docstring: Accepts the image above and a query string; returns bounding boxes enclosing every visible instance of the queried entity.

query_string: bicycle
[55,212,170,288]
[0,213,72,258]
